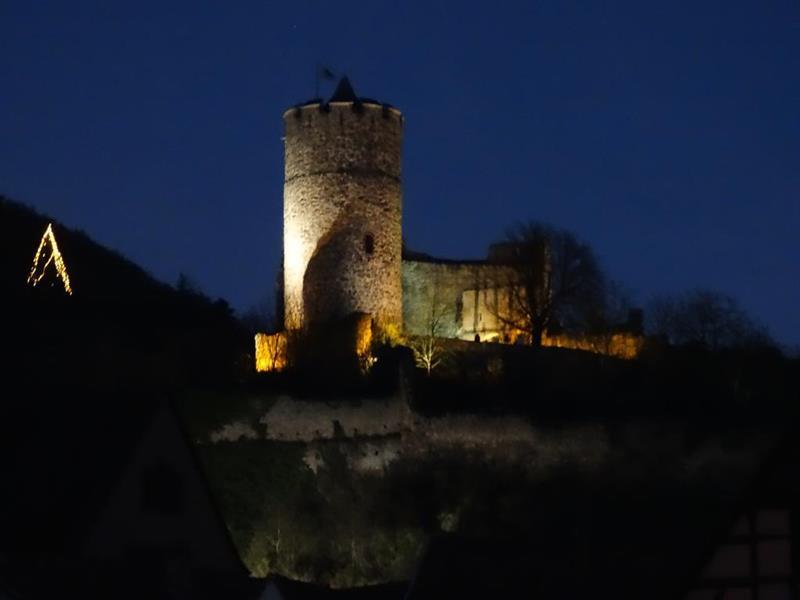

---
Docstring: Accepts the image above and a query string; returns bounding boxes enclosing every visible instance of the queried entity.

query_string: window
[364,234,375,255]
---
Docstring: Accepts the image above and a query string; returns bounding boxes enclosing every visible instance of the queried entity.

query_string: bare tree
[589,279,640,355]
[648,295,680,343]
[241,296,279,335]
[600,280,636,329]
[647,289,773,350]
[409,289,451,375]
[487,222,607,347]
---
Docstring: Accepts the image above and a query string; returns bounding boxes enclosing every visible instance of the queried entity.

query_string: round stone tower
[282,77,403,330]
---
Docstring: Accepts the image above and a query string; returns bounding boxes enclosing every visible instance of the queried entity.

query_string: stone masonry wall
[402,259,513,339]
[283,102,403,329]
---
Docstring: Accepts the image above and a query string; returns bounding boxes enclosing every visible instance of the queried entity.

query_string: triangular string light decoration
[27,223,73,295]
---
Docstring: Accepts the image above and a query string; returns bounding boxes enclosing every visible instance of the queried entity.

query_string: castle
[282,76,517,343]
[254,77,642,371]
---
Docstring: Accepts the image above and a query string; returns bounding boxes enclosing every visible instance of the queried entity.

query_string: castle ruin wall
[402,259,514,339]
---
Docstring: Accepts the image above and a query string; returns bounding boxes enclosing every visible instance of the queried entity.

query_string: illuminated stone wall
[402,259,513,339]
[403,259,644,358]
[207,394,611,470]
[254,332,287,372]
[541,332,644,360]
[283,102,403,330]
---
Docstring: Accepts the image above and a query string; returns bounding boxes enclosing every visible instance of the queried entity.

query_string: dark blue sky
[2,1,798,347]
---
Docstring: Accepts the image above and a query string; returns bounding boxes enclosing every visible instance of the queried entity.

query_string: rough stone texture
[258,394,413,441]
[209,421,260,443]
[283,102,403,329]
[402,259,513,339]
[460,285,519,341]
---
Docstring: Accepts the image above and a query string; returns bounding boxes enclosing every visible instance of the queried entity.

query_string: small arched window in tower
[364,234,375,256]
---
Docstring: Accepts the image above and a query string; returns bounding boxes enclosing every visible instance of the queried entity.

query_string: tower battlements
[282,102,403,184]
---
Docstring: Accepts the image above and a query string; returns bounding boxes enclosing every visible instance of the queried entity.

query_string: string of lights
[27,223,73,295]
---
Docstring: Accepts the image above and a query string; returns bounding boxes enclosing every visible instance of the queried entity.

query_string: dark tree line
[488,220,774,352]
[647,289,773,351]
[487,221,612,347]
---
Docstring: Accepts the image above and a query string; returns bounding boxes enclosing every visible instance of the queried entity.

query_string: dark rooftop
[293,76,390,110]
[259,575,407,600]
[329,76,358,103]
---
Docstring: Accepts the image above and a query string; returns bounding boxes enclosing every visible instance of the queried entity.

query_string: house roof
[0,387,249,598]
[0,389,159,554]
[404,423,800,600]
[260,575,407,600]
[679,425,800,593]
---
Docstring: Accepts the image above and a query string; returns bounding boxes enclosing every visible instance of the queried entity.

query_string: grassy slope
[195,411,777,593]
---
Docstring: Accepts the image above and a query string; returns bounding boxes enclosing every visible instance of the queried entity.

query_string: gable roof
[260,575,407,600]
[0,390,158,554]
[405,430,788,600]
[680,425,800,595]
[0,387,249,597]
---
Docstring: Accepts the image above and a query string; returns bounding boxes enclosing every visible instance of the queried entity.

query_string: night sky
[2,1,798,347]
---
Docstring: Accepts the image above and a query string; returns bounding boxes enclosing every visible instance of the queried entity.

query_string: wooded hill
[0,195,248,392]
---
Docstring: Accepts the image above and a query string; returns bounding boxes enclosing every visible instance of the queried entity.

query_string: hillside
[0,196,171,301]
[4,195,800,597]
[0,195,248,390]
[192,392,783,593]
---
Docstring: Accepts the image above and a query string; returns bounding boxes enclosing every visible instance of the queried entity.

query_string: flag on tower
[318,65,336,80]
[315,65,337,98]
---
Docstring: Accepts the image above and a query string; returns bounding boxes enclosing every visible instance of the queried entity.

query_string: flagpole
[315,65,336,99]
